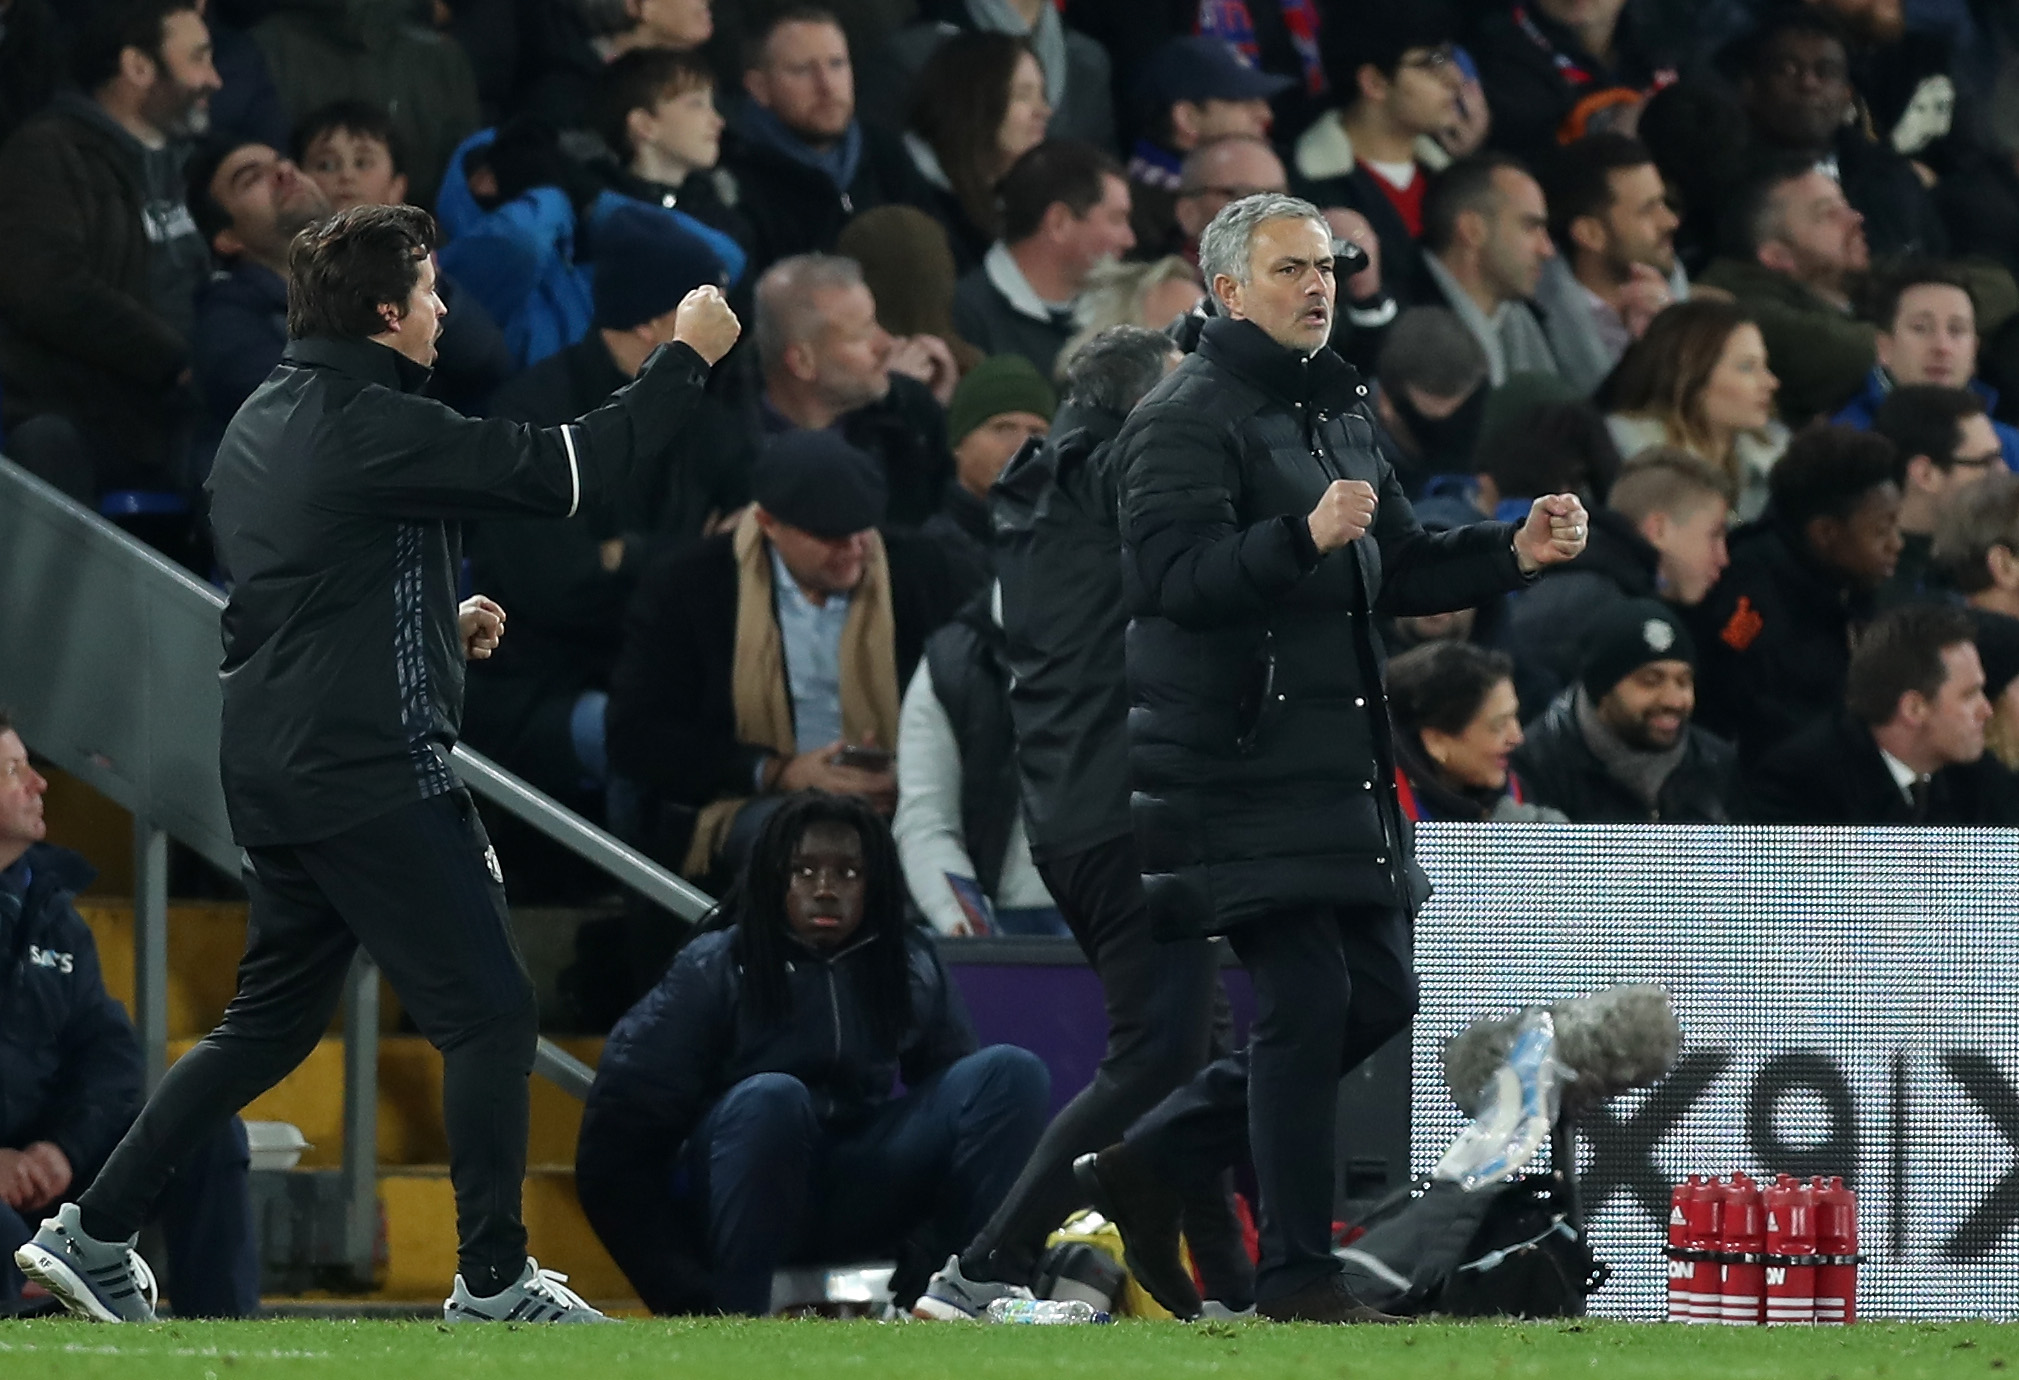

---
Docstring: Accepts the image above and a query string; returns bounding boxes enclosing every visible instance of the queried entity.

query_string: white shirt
[1878,746,1927,807]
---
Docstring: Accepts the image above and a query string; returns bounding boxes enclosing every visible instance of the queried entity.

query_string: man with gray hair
[754,253,956,527]
[1075,192,1589,1323]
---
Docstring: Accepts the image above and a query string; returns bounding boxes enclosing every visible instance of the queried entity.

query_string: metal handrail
[0,456,708,1275]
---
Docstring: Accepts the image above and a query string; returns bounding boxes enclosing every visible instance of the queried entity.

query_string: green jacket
[1697,257,1875,427]
[252,0,479,209]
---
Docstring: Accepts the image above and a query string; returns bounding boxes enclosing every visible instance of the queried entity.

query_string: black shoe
[1256,1273,1405,1324]
[1073,1145,1202,1320]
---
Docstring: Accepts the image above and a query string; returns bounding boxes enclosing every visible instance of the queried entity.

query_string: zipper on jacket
[826,965,842,1060]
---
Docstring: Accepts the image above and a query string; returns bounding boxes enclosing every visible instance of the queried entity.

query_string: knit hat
[753,431,887,538]
[592,202,725,332]
[947,355,1057,449]
[1581,598,1698,701]
[835,205,982,372]
[1973,609,2019,703]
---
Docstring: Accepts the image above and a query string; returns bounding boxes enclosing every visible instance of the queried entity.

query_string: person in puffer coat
[1109,192,1589,1322]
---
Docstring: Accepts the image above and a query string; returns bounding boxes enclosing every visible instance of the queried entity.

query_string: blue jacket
[0,844,143,1177]
[436,129,746,371]
[1833,367,2019,471]
[575,922,975,1311]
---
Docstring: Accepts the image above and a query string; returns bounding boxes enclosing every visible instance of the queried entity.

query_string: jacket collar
[1195,315,1365,411]
[1294,110,1355,183]
[8,843,96,942]
[1556,507,1660,595]
[982,242,1072,324]
[284,335,433,394]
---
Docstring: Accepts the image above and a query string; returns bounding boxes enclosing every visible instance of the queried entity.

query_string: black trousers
[1125,905,1417,1303]
[961,833,1245,1296]
[79,791,540,1291]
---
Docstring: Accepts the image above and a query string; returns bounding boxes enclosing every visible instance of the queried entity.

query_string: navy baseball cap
[753,431,887,539]
[1136,37,1296,108]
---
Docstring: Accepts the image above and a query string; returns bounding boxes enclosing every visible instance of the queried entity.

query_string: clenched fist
[1307,479,1379,554]
[672,285,741,365]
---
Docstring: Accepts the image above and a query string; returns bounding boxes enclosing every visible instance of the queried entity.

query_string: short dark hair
[72,0,197,92]
[1423,153,1531,256]
[1935,472,2019,594]
[743,5,846,71]
[1478,399,1621,504]
[1733,7,1849,82]
[1062,325,1175,415]
[1378,307,1488,400]
[598,47,716,162]
[292,99,407,177]
[1846,602,1978,727]
[286,204,437,341]
[1873,385,1986,473]
[1769,424,1900,535]
[1864,259,1979,333]
[1719,153,1817,260]
[1320,2,1457,94]
[184,135,242,254]
[999,139,1124,244]
[1542,133,1658,247]
[1387,641,1516,740]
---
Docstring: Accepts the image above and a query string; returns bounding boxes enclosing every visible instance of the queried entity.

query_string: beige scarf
[682,508,902,876]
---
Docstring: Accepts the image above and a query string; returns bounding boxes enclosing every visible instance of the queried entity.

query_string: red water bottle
[1719,1173,1765,1325]
[1763,1174,1816,1325]
[1813,1175,1858,1325]
[1683,1175,1723,1324]
[1667,1180,1692,1322]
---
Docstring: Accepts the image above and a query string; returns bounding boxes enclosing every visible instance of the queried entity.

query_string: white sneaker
[14,1204,159,1323]
[443,1258,617,1324]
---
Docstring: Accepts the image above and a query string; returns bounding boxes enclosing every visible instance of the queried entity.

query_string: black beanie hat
[1581,598,1698,701]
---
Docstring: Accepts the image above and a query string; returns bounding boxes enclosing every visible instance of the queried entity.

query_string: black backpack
[1334,1174,1610,1318]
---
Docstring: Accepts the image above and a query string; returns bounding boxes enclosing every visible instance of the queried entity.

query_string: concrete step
[372,1164,628,1303]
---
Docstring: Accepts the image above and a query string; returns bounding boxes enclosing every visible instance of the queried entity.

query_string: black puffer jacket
[1118,317,1531,938]
[990,401,1132,862]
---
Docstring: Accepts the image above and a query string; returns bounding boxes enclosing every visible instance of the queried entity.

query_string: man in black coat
[17,205,741,1327]
[1691,426,1904,769]
[1750,602,2018,824]
[1514,599,1740,824]
[0,717,258,1318]
[1088,193,1589,1323]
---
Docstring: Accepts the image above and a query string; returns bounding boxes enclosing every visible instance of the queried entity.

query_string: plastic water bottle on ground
[986,1298,1110,1324]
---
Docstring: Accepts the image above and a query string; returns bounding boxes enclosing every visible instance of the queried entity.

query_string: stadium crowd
[8,0,2019,1321]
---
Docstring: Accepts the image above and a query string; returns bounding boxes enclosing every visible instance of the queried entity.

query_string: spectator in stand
[921,355,1055,589]
[1975,611,2019,774]
[902,33,1051,274]
[0,714,259,1318]
[1698,158,1875,426]
[1692,425,1904,767]
[1869,385,2003,605]
[1472,384,1622,519]
[1164,135,1289,267]
[1514,598,1740,824]
[1749,602,2015,823]
[595,48,754,259]
[867,0,1114,153]
[1123,36,1288,263]
[954,140,1135,379]
[596,0,713,60]
[1833,262,2019,469]
[0,0,220,503]
[0,0,63,148]
[1387,642,1566,823]
[837,206,981,378]
[722,7,934,273]
[1291,3,1461,308]
[287,104,514,414]
[1470,0,1679,162]
[1635,79,1753,277]
[1055,257,1203,377]
[1730,8,1948,259]
[1418,154,1562,384]
[185,139,331,436]
[1937,472,2019,624]
[895,591,1066,937]
[461,208,747,810]
[606,434,968,887]
[1371,306,1490,496]
[576,792,1049,1315]
[1508,446,1734,714]
[1534,132,1687,395]
[1600,298,1787,521]
[754,254,959,528]
[247,0,480,209]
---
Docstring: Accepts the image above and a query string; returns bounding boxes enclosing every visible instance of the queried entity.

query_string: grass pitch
[2,1317,2017,1380]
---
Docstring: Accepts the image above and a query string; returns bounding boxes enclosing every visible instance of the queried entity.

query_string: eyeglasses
[1398,45,1458,73]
